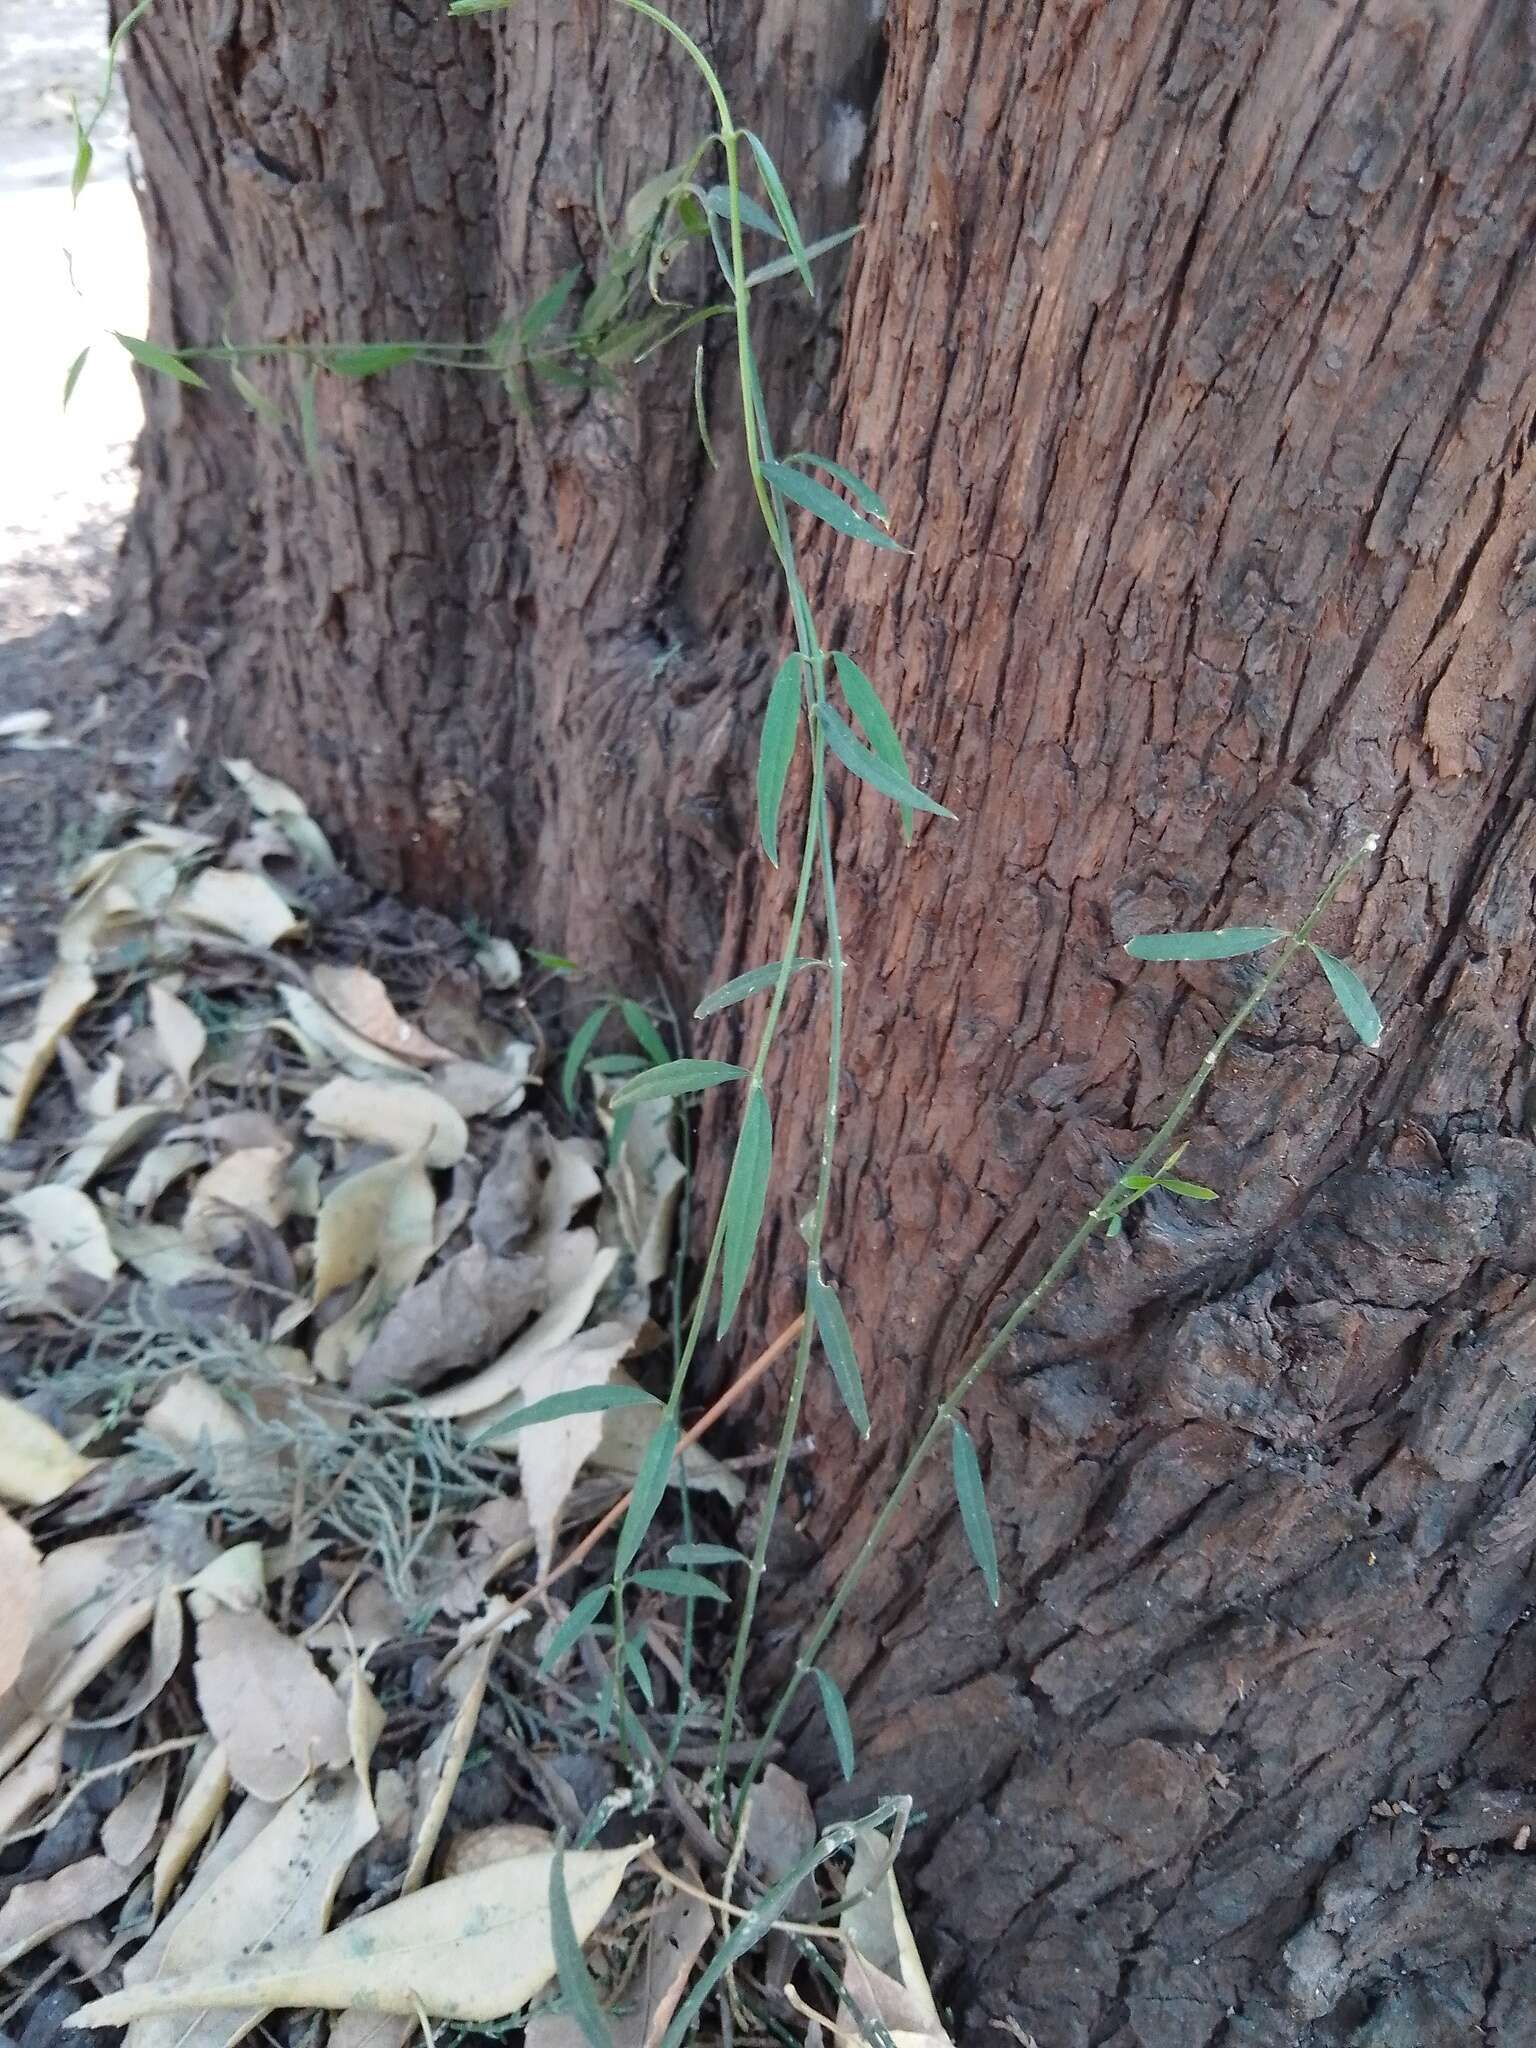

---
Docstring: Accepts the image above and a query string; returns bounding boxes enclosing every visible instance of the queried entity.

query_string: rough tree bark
[117,0,1536,2041]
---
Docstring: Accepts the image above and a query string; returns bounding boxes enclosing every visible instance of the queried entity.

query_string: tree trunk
[113,0,882,987]
[116,0,1536,2039]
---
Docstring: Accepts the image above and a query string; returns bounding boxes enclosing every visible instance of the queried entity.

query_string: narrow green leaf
[62,348,89,410]
[561,1003,610,1112]
[811,1666,855,1781]
[324,342,420,378]
[692,343,716,469]
[819,703,954,821]
[1124,925,1288,961]
[807,1268,869,1438]
[760,458,906,553]
[531,950,581,974]
[668,1542,747,1567]
[584,1052,648,1078]
[227,362,278,421]
[449,0,516,15]
[743,223,860,290]
[550,1846,614,2048]
[609,1058,745,1109]
[787,454,888,526]
[1155,1176,1219,1201]
[744,132,814,297]
[619,999,669,1068]
[614,1415,680,1574]
[115,332,208,389]
[70,114,92,203]
[718,1087,772,1338]
[1310,943,1383,1048]
[1105,1214,1123,1239]
[593,1672,618,1739]
[694,957,820,1019]
[756,654,803,866]
[297,366,320,471]
[950,1420,1000,1606]
[518,267,583,346]
[703,184,784,242]
[471,1383,658,1445]
[632,1567,730,1604]
[660,1842,843,2048]
[537,1585,609,1675]
[622,1638,655,1707]
[832,652,913,844]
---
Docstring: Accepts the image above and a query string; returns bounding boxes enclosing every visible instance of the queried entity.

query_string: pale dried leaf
[102,1757,170,1867]
[59,1039,122,1117]
[124,1141,205,1211]
[184,1145,293,1251]
[85,1583,185,1729]
[0,963,96,1139]
[310,965,453,1066]
[327,2017,416,2048]
[152,1744,231,1914]
[0,1394,97,1506]
[222,762,338,869]
[422,1236,616,1421]
[58,1103,168,1190]
[0,1852,142,1970]
[470,1121,544,1255]
[174,868,302,951]
[538,1134,605,1242]
[279,987,419,1079]
[595,1382,745,1509]
[431,1046,532,1120]
[438,1823,553,1878]
[306,1077,467,1169]
[313,1152,435,1305]
[598,1092,686,1290]
[620,1886,711,2048]
[0,709,51,740]
[150,981,207,1089]
[0,1505,41,1693]
[193,1609,350,1801]
[352,1244,544,1401]
[0,1725,64,1839]
[185,1543,267,1617]
[837,1827,950,2046]
[142,1377,254,1457]
[69,1840,647,2026]
[173,1110,290,1151]
[402,1638,494,1893]
[474,937,523,990]
[109,1218,230,1288]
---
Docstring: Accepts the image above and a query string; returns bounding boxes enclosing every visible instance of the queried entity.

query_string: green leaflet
[756,654,804,866]
[807,1267,869,1438]
[609,1058,745,1108]
[614,1415,680,1573]
[1124,926,1287,961]
[115,332,207,389]
[718,1087,772,1337]
[694,957,820,1018]
[1310,943,1383,1048]
[561,1003,610,1112]
[819,702,954,819]
[950,1419,1000,1606]
[811,1666,855,1780]
[833,651,913,844]
[760,458,906,552]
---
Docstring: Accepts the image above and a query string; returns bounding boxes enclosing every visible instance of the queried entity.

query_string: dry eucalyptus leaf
[594,1379,744,1509]
[474,937,523,990]
[279,987,419,1079]
[0,1505,42,1693]
[84,1583,186,1730]
[0,1395,97,1507]
[152,1744,231,1914]
[432,1053,531,1121]
[305,1076,467,1170]
[313,1151,435,1306]
[438,1823,553,1878]
[537,1134,605,1242]
[0,1725,64,1840]
[422,1236,617,1422]
[150,981,208,1089]
[0,708,52,740]
[401,1637,495,1893]
[124,1140,205,1211]
[596,1090,686,1289]
[837,1825,952,2048]
[225,757,338,873]
[142,1376,254,1458]
[184,1145,293,1252]
[102,1756,170,1867]
[124,1670,383,2048]
[620,1886,711,2048]
[482,1317,643,1575]
[59,1039,122,1117]
[310,964,453,1066]
[109,1218,230,1289]
[8,1185,119,1286]
[193,1609,350,1801]
[0,1851,145,1971]
[185,1543,268,1617]
[173,868,302,951]
[351,1243,544,1401]
[58,1103,168,1190]
[470,1120,544,1255]
[0,963,96,1139]
[327,2017,416,2048]
[69,1839,647,2027]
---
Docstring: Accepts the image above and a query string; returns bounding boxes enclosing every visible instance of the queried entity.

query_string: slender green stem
[729,837,1378,1816]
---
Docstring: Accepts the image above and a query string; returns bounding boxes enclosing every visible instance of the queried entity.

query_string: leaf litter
[0,763,942,2048]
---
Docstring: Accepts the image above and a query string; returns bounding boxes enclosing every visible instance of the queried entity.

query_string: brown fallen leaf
[142,1376,254,1459]
[0,963,96,1139]
[101,1755,170,1867]
[422,1236,617,1421]
[68,1839,646,2026]
[311,964,454,1066]
[279,987,419,1079]
[193,1608,350,1801]
[327,2017,416,2048]
[431,1050,531,1120]
[597,1089,686,1290]
[0,1396,97,1508]
[620,1885,712,2048]
[401,1638,495,1893]
[123,1667,383,2048]
[836,1824,952,2048]
[0,1725,64,1839]
[351,1243,544,1400]
[312,1151,435,1306]
[173,868,303,951]
[305,1076,467,1170]
[7,1186,119,1285]
[184,1145,293,1252]
[439,1823,553,1878]
[470,1119,545,1256]
[224,758,338,873]
[57,1103,168,1190]
[0,1850,146,1971]
[149,980,208,1089]
[124,1141,212,1211]
[153,1742,231,1914]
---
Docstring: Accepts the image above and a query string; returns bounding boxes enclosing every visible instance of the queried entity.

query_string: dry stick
[437,1312,807,1675]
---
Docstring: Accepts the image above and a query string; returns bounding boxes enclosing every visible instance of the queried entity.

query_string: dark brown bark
[117,0,1536,2040]
[115,0,882,986]
[715,2,1536,2041]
